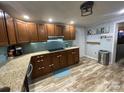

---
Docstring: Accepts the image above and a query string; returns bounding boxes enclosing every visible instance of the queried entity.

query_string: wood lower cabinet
[51,51,67,71]
[51,52,61,71]
[74,48,79,63]
[67,48,79,65]
[4,12,17,45]
[31,54,53,79]
[59,51,68,68]
[37,24,48,42]
[14,19,29,43]
[0,10,8,46]
[27,22,38,42]
[31,48,79,80]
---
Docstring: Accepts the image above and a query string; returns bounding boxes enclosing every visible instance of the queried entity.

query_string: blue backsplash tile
[0,40,73,64]
[0,47,8,66]
[21,40,73,54]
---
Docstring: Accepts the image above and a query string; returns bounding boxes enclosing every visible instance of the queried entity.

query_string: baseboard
[84,55,98,61]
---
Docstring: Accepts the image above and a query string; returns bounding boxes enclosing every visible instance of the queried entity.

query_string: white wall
[85,23,115,63]
[73,26,86,58]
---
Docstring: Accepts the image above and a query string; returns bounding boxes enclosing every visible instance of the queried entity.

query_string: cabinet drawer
[32,55,44,60]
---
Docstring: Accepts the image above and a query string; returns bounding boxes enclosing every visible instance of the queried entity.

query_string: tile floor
[29,57,124,92]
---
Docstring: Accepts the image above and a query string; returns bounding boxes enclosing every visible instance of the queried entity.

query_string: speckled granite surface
[0,47,79,92]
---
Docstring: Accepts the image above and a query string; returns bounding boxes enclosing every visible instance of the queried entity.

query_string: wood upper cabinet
[4,12,16,45]
[55,24,64,36]
[63,25,76,40]
[63,25,70,40]
[70,25,76,40]
[27,22,38,42]
[14,19,29,43]
[0,10,8,46]
[37,24,48,42]
[46,24,55,36]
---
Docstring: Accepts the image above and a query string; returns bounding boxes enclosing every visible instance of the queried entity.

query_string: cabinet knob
[37,60,40,63]
[49,65,51,67]
[40,56,43,58]
[59,55,62,57]
[41,67,45,69]
[37,56,40,58]
[57,55,60,58]
[51,64,54,66]
[72,52,75,54]
[41,59,44,62]
[38,67,42,70]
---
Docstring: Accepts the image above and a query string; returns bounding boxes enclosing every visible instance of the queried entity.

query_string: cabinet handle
[57,55,60,58]
[41,67,45,69]
[41,59,44,62]
[59,55,62,57]
[37,60,40,63]
[40,56,43,58]
[38,67,42,70]
[72,52,75,54]
[51,64,54,66]
[49,65,51,67]
[37,56,40,58]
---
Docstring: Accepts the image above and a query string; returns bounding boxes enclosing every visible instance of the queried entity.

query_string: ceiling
[0,1,124,26]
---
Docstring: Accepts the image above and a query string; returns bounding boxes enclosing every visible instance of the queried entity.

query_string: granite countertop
[0,47,79,92]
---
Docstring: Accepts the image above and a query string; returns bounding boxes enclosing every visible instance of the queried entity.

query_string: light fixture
[23,15,30,20]
[118,9,124,15]
[48,18,53,22]
[80,1,94,16]
[70,21,74,24]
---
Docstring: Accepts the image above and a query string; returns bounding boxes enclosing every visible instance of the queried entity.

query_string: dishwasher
[24,64,33,92]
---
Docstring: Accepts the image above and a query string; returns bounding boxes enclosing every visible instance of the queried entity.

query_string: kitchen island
[0,47,79,92]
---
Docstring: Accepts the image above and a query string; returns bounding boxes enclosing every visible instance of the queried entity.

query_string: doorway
[115,22,124,64]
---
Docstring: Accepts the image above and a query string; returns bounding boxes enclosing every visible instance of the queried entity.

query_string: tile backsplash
[21,40,73,54]
[0,40,73,64]
[0,47,8,67]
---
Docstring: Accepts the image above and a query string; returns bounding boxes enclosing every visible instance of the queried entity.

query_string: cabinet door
[27,22,38,42]
[63,25,70,40]
[31,56,44,79]
[73,48,79,63]
[14,20,29,43]
[63,25,76,40]
[37,24,48,42]
[67,50,75,65]
[41,54,53,75]
[4,12,16,45]
[51,52,61,71]
[46,24,55,36]
[59,51,67,68]
[0,10,8,46]
[70,25,75,40]
[55,25,63,36]
[31,54,52,79]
